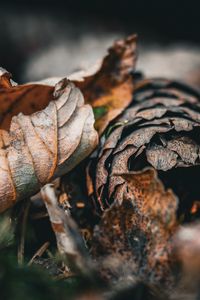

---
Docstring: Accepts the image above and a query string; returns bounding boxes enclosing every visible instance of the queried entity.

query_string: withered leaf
[91,168,178,284]
[75,34,137,135]
[0,68,54,131]
[25,35,137,135]
[0,71,98,212]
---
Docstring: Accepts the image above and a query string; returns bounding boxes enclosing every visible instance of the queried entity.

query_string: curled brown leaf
[75,34,137,134]
[0,72,98,212]
[35,35,137,135]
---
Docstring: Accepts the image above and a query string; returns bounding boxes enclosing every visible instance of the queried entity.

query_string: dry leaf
[0,71,98,212]
[0,68,54,131]
[34,35,137,135]
[91,168,177,285]
[75,34,137,134]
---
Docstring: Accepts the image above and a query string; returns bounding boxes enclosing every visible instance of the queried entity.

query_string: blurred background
[0,0,200,88]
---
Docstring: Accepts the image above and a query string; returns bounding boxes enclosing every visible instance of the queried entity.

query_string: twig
[28,241,50,266]
[41,183,91,274]
[17,200,31,265]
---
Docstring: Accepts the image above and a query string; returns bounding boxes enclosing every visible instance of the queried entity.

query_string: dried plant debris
[74,34,137,135]
[87,78,200,286]
[88,78,200,212]
[0,252,101,300]
[1,34,200,300]
[41,183,91,274]
[0,34,136,212]
[34,35,137,135]
[0,70,98,212]
[91,168,178,286]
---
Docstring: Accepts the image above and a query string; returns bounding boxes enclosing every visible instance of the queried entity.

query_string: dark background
[0,0,199,84]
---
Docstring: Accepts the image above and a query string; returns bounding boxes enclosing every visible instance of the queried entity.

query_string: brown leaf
[91,168,178,285]
[74,34,137,134]
[21,35,137,135]
[0,68,54,131]
[0,73,98,212]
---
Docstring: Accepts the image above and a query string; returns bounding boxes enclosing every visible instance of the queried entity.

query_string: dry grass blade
[17,200,31,265]
[28,241,50,266]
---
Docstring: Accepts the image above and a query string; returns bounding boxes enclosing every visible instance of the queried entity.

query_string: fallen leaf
[74,34,137,134]
[20,35,137,135]
[0,72,98,212]
[91,168,178,285]
[0,68,54,131]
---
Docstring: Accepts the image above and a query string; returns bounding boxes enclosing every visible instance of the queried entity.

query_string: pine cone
[88,78,200,285]
[89,78,200,214]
